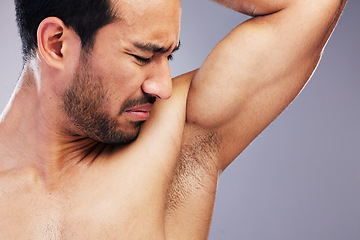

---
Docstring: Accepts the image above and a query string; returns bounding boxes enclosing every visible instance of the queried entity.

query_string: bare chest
[0,169,166,240]
[0,127,220,240]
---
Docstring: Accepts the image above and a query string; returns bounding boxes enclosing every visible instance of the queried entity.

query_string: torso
[0,128,219,240]
[0,72,222,240]
[0,163,167,240]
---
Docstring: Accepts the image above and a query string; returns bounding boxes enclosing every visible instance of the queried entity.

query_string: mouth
[125,103,154,121]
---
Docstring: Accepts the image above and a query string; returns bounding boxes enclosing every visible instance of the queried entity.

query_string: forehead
[110,0,181,44]
[112,0,181,16]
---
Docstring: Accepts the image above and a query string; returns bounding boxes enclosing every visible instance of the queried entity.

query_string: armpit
[166,125,220,212]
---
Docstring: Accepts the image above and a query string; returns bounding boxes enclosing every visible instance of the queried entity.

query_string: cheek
[91,58,146,112]
[92,53,137,83]
[106,63,144,94]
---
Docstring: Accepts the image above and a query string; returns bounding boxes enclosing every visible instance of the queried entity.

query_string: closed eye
[131,54,151,65]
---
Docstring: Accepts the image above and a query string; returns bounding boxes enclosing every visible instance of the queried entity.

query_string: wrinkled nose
[141,59,172,100]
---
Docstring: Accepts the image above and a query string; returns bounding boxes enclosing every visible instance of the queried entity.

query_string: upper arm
[185,0,346,170]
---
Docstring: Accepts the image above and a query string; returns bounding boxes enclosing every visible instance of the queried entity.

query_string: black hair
[14,0,117,61]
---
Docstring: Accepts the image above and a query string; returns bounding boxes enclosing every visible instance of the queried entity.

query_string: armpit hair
[166,126,220,212]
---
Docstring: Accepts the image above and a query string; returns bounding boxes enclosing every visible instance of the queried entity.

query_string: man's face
[62,0,181,144]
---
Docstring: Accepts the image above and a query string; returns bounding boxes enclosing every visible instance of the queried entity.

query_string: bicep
[186,0,344,169]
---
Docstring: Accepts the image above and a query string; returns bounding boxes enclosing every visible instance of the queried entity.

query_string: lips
[125,103,154,121]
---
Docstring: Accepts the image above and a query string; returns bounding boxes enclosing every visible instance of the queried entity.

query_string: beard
[61,54,155,145]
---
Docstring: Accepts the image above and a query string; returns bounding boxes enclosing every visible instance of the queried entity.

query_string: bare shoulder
[97,71,196,205]
[132,70,193,146]
[107,71,194,169]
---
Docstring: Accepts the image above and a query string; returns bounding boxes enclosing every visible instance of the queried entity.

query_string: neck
[0,64,106,187]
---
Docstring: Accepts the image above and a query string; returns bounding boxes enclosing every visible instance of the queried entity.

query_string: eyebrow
[134,41,181,54]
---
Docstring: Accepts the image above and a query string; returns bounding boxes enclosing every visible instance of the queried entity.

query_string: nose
[141,58,172,100]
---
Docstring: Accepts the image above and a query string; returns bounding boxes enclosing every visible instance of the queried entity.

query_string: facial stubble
[61,56,154,145]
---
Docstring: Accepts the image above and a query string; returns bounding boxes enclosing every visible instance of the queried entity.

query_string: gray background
[1,0,359,239]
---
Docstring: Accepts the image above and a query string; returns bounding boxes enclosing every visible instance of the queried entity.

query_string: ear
[37,17,80,70]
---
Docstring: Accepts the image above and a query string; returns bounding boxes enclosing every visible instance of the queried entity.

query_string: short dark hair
[14,0,117,61]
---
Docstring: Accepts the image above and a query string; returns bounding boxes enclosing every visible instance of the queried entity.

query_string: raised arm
[185,0,347,170]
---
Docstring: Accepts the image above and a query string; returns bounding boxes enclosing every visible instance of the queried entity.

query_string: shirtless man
[0,0,346,239]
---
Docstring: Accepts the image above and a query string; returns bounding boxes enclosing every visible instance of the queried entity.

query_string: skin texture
[0,0,346,239]
[61,52,156,144]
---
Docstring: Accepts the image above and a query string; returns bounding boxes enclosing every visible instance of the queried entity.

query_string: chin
[91,123,142,146]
